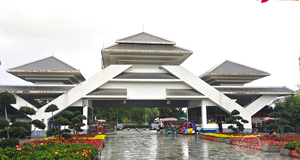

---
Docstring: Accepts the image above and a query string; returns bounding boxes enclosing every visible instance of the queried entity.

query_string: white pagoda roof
[101,32,192,68]
[116,32,176,45]
[7,56,85,84]
[200,60,270,86]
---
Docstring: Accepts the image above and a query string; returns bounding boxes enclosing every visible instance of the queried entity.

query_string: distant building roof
[116,32,176,45]
[7,56,85,84]
[101,32,192,68]
[200,60,270,86]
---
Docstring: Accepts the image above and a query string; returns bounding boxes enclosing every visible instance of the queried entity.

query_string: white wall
[101,81,192,100]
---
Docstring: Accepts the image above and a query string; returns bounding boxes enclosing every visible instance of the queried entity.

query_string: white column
[201,101,207,129]
[82,105,88,131]
[186,108,189,121]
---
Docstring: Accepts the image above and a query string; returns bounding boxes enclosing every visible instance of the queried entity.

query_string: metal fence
[89,122,117,135]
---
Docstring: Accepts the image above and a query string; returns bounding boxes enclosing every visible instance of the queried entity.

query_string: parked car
[117,124,124,130]
[150,123,158,130]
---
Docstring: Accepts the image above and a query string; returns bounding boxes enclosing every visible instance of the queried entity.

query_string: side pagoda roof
[200,60,270,86]
[101,32,192,68]
[7,56,85,84]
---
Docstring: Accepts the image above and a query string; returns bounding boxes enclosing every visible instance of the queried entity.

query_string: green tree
[0,92,16,138]
[31,119,46,133]
[265,103,293,134]
[45,104,59,121]
[158,107,184,119]
[19,106,36,118]
[284,94,300,133]
[69,111,87,134]
[226,109,249,132]
[48,110,86,136]
[93,107,158,124]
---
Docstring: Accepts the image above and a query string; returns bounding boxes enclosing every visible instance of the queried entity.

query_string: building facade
[0,32,294,137]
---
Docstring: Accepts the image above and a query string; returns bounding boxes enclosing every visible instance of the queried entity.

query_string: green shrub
[62,134,73,139]
[284,141,300,150]
[0,129,7,138]
[0,138,19,148]
[267,123,278,129]
[0,119,9,129]
[46,128,59,136]
[11,121,30,131]
[9,127,28,139]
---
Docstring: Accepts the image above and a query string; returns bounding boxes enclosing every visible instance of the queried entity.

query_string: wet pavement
[101,130,298,160]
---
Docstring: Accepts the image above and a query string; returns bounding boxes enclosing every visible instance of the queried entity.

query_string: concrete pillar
[82,105,89,132]
[187,108,189,121]
[201,101,207,128]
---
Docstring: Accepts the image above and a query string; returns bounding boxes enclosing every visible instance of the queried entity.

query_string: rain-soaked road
[100,130,298,160]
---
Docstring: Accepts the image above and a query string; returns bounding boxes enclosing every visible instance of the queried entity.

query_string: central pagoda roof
[116,32,176,45]
[101,32,192,68]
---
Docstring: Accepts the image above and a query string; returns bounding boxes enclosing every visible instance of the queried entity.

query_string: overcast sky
[1,0,300,90]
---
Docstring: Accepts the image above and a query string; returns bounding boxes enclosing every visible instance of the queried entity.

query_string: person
[218,120,223,133]
[156,122,160,133]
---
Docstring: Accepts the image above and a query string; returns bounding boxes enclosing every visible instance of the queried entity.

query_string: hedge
[123,125,150,129]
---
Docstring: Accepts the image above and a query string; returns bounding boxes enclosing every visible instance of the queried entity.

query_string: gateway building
[0,32,294,137]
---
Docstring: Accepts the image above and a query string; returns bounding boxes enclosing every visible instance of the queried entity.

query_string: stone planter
[262,145,280,152]
[231,140,262,150]
[231,140,239,145]
[217,138,227,143]
[291,150,300,158]
[280,148,291,156]
[225,139,232,144]
[201,135,218,142]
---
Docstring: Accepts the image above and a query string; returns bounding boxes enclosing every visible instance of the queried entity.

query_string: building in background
[0,32,294,137]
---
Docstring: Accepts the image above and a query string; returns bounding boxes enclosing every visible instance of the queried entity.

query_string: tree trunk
[31,127,37,136]
[4,106,10,138]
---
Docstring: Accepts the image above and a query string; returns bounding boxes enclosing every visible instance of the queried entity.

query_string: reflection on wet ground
[101,130,298,160]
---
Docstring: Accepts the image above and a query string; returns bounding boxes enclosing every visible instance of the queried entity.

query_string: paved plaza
[100,130,298,160]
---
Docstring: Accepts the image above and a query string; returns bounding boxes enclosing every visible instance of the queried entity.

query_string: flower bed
[201,133,260,139]
[0,134,105,159]
[43,134,107,140]
[0,142,98,159]
[73,134,107,140]
[259,135,300,142]
[30,138,103,149]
